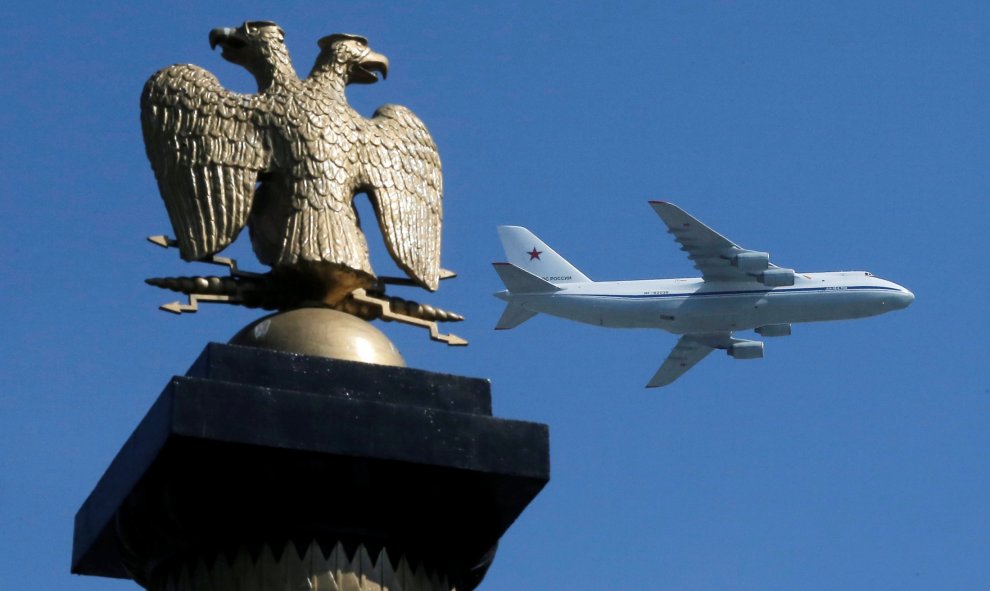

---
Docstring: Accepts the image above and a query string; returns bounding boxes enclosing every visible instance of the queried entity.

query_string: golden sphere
[229,308,406,367]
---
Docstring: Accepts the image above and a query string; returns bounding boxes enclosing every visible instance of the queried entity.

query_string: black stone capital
[72,343,550,590]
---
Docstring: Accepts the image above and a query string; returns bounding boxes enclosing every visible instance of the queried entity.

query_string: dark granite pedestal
[72,343,550,590]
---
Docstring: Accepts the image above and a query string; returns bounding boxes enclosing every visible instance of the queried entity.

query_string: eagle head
[209,21,293,88]
[313,33,389,85]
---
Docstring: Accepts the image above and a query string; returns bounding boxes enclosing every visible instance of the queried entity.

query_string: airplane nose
[895,287,915,309]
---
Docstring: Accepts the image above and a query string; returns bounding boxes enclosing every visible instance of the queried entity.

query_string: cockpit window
[865,272,874,277]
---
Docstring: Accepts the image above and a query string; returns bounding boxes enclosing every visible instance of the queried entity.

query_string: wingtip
[147,234,178,248]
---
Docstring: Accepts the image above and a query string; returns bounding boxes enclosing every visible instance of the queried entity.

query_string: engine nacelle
[756,323,791,337]
[760,267,795,287]
[727,341,764,360]
[731,251,770,272]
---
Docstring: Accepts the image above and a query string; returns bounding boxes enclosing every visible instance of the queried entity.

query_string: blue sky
[3,2,989,589]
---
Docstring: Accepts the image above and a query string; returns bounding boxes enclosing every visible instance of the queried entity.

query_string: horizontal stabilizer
[495,303,538,330]
[492,263,562,294]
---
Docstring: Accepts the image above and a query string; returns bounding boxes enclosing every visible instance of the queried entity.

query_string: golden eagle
[141,22,443,305]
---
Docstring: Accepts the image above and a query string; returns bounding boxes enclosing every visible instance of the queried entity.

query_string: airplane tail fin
[496,226,591,284]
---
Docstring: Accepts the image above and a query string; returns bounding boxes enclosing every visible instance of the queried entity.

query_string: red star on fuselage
[527,247,542,261]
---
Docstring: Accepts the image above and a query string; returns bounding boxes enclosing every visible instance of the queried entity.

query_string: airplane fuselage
[496,271,913,335]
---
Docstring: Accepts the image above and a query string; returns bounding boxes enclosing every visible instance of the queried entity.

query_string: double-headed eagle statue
[141,22,464,347]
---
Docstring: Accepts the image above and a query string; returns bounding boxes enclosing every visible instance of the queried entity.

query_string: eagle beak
[209,27,236,50]
[210,26,253,67]
[352,50,389,84]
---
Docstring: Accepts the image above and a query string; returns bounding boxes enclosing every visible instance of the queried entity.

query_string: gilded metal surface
[141,22,444,305]
[151,540,452,591]
[229,307,407,366]
[145,255,467,345]
[145,270,464,322]
[351,289,467,346]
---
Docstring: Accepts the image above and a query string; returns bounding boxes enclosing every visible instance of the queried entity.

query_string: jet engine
[731,251,770,271]
[759,268,795,287]
[756,324,791,337]
[727,340,764,359]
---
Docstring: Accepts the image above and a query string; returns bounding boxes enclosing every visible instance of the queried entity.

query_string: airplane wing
[649,201,782,283]
[647,334,715,388]
[648,332,768,388]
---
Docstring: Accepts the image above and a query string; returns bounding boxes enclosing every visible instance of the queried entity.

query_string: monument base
[73,343,549,591]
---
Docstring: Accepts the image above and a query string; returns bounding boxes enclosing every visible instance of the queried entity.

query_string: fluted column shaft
[151,541,452,591]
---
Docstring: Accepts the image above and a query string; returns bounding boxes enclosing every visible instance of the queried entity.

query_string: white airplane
[492,201,914,388]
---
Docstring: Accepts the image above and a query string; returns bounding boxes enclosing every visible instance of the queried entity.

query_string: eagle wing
[141,64,271,261]
[361,104,443,290]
